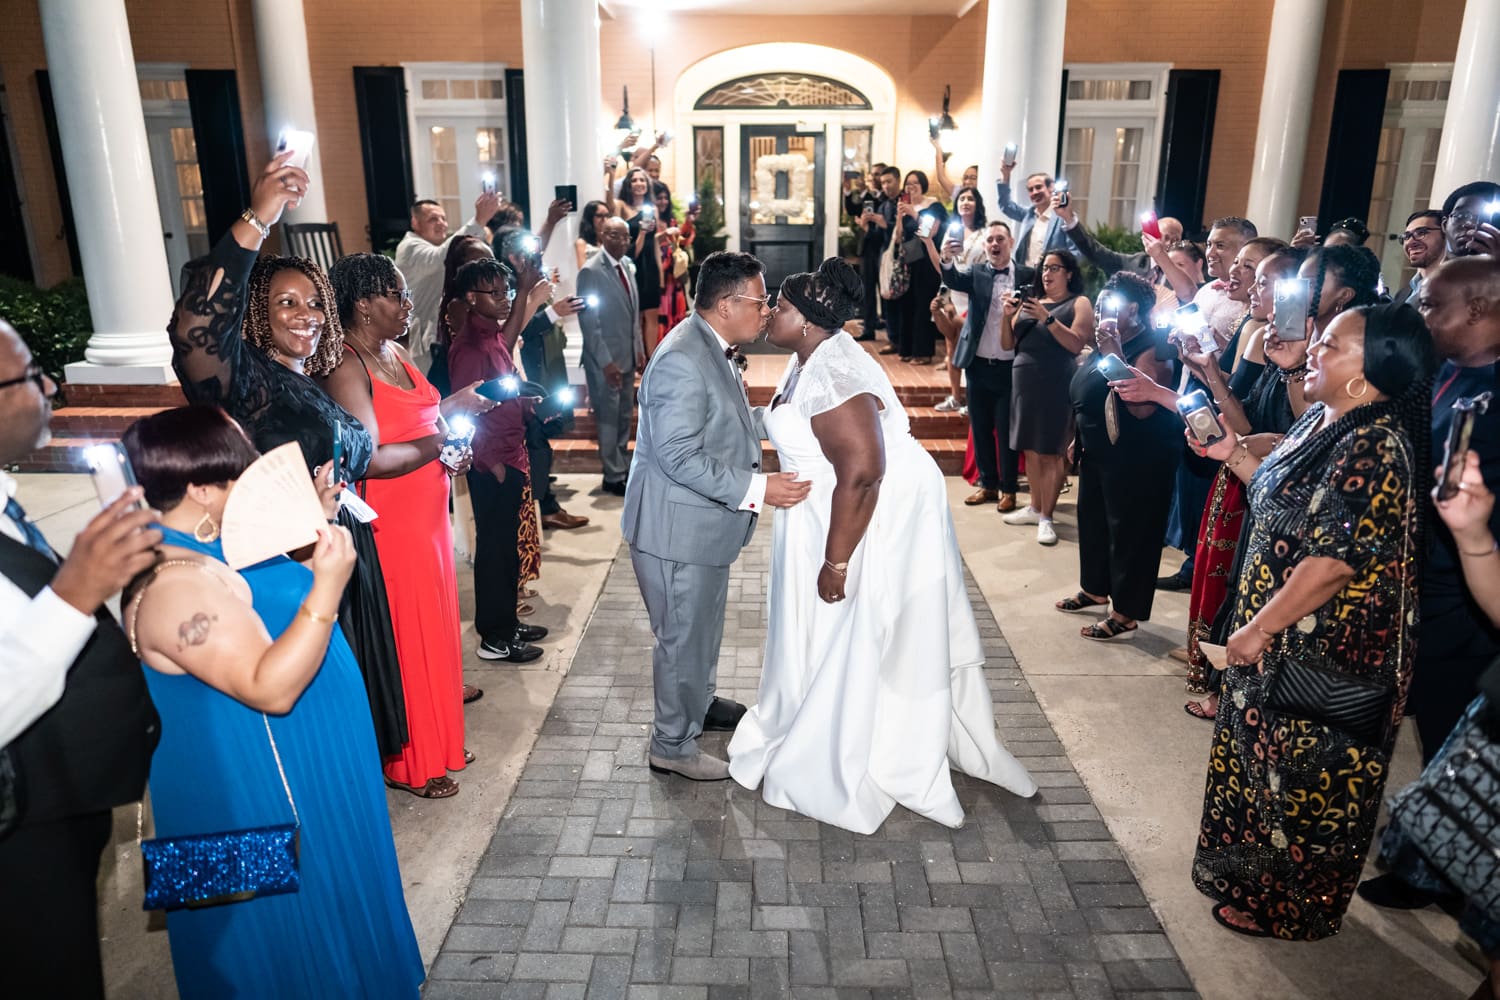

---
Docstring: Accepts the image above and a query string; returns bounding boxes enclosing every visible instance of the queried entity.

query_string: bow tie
[724,345,743,361]
[995,266,1010,274]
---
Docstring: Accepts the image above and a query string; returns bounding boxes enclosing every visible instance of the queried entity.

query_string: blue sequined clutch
[140,714,301,911]
[141,824,300,910]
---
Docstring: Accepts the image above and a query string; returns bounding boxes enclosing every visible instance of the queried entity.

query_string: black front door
[739,125,824,292]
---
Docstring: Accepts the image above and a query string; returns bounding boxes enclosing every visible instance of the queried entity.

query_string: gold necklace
[350,334,405,384]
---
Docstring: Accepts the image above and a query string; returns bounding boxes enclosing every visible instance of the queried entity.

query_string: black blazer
[941,259,1035,368]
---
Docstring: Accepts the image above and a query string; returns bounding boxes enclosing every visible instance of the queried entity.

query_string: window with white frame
[1060,64,1169,231]
[404,63,509,226]
[1372,63,1450,287]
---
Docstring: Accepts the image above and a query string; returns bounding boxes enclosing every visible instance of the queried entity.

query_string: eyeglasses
[0,363,48,393]
[1398,226,1440,242]
[1040,264,1066,274]
[474,287,518,302]
[731,293,771,307]
[383,289,413,305]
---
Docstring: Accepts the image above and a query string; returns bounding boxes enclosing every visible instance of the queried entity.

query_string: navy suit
[995,181,1079,268]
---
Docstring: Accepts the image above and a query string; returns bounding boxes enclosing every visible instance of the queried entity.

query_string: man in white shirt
[0,319,162,997]
[994,155,1078,268]
[394,191,501,377]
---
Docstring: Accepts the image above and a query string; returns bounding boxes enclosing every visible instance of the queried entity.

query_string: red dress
[363,359,466,785]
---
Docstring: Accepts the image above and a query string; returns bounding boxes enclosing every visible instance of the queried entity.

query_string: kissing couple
[621,251,1036,835]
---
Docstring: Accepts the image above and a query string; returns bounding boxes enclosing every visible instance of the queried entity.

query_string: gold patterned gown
[1192,401,1420,941]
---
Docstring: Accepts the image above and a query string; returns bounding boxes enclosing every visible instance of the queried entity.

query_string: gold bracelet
[1224,440,1252,470]
[298,603,338,625]
[1253,622,1277,641]
[823,559,848,575]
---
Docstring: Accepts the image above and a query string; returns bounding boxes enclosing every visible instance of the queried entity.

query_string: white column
[1430,0,1500,204]
[1245,0,1327,239]
[39,0,176,383]
[977,0,1067,190]
[251,0,329,222]
[521,0,603,379]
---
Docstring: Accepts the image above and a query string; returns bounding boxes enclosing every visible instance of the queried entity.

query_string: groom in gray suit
[577,217,643,494]
[623,252,811,780]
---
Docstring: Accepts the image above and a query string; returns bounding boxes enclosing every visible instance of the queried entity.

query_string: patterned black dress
[168,234,408,757]
[1192,400,1420,940]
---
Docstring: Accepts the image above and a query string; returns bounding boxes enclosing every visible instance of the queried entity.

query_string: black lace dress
[168,233,408,758]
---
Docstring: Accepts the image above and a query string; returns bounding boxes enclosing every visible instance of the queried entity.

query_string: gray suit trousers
[630,548,728,760]
[584,361,634,484]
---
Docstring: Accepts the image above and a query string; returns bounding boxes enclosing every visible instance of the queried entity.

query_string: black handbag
[1263,657,1393,746]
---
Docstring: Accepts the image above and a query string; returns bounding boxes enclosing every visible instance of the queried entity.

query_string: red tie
[616,262,632,300]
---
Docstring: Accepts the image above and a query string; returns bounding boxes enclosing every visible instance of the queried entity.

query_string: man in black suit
[1393,209,1446,306]
[0,319,162,998]
[941,221,1034,514]
[850,164,897,341]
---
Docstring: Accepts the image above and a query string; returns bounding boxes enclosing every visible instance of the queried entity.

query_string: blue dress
[141,527,423,999]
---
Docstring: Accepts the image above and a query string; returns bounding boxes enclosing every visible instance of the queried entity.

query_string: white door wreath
[752,152,814,219]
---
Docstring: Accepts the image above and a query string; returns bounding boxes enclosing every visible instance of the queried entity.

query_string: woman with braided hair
[168,153,409,759]
[429,234,494,396]
[727,257,1036,834]
[1188,302,1434,941]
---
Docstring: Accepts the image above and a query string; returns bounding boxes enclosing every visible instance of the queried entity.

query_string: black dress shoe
[1356,873,1464,913]
[600,479,627,497]
[1156,571,1192,591]
[514,623,549,643]
[703,696,748,732]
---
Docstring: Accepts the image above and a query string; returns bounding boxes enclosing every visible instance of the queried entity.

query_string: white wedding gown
[727,335,1036,834]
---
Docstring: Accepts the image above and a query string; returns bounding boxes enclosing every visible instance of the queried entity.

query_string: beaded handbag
[140,714,301,911]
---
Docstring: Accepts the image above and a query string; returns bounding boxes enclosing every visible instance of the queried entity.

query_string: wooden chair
[281,222,345,271]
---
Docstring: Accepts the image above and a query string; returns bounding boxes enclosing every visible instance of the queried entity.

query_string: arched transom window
[695,74,871,111]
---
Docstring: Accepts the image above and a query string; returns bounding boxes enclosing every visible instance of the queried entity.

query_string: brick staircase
[14,343,971,476]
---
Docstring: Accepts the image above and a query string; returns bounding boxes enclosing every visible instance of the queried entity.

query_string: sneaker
[477,638,543,663]
[958,405,968,417]
[1002,507,1041,526]
[1037,520,1058,546]
[934,395,961,413]
[514,623,549,643]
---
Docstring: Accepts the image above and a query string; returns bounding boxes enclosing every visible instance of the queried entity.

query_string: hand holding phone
[1096,353,1133,382]
[1177,390,1227,447]
[1054,179,1071,209]
[1271,278,1311,342]
[555,184,578,210]
[276,128,317,172]
[1437,393,1493,501]
[917,214,938,240]
[1140,210,1162,240]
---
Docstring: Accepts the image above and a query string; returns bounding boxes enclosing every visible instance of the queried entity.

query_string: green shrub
[1077,223,1145,299]
[0,275,92,381]
[691,177,729,260]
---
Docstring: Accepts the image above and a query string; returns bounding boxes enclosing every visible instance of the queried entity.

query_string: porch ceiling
[599,0,975,17]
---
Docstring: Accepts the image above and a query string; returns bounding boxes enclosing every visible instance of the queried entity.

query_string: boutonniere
[725,344,748,373]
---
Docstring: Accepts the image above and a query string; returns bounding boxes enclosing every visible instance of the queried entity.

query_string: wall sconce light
[928,85,958,157]
[614,86,635,132]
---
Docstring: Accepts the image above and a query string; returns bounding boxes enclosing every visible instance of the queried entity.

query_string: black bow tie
[996,267,1010,274]
[724,345,743,360]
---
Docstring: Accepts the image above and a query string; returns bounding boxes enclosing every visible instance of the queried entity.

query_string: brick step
[550,437,968,477]
[560,404,968,442]
[49,405,174,434]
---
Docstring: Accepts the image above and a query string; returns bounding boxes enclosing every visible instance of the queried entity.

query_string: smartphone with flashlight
[1055,179,1070,208]
[1437,392,1493,501]
[276,128,316,171]
[481,172,498,195]
[555,184,578,208]
[477,375,522,402]
[1177,390,1227,448]
[1002,142,1018,165]
[1272,277,1312,342]
[580,294,599,311]
[539,385,577,421]
[917,213,938,239]
[1173,303,1216,354]
[1097,291,1121,324]
[1096,352,1133,382]
[1140,210,1162,240]
[946,221,964,244]
[85,442,142,510]
[439,416,478,473]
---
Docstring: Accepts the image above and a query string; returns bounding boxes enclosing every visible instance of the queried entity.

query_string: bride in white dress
[727,257,1036,834]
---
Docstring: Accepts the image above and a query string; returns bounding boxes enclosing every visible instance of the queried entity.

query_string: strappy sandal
[385,775,460,799]
[519,586,539,599]
[1184,698,1216,720]
[1081,617,1137,641]
[1211,904,1271,938]
[517,602,535,617]
[1055,591,1109,613]
[463,748,476,766]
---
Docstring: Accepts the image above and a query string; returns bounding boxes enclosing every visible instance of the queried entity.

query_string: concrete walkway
[423,523,1196,999]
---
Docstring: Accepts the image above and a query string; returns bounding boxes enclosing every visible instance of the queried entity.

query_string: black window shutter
[35,70,81,277]
[1155,69,1220,238]
[184,70,251,246]
[0,97,34,281]
[353,67,415,255]
[505,69,530,228]
[1316,69,1390,234]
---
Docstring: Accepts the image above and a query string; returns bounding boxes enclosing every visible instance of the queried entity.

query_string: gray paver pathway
[425,525,1198,1000]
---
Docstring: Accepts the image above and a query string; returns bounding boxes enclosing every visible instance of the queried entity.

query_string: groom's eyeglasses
[731,294,771,308]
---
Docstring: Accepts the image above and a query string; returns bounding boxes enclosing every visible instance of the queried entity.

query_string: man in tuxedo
[0,320,162,997]
[994,153,1077,268]
[1393,210,1446,306]
[623,253,810,780]
[577,218,643,496]
[941,221,1035,514]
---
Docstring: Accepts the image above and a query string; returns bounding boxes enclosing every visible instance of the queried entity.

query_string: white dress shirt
[1027,207,1054,267]
[978,268,1018,361]
[0,472,97,747]
[394,217,487,352]
[702,322,768,513]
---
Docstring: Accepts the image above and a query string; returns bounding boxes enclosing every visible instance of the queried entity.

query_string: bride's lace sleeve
[168,233,272,425]
[796,335,891,419]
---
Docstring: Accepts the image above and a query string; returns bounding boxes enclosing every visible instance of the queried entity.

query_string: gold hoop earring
[801,323,809,338]
[193,509,220,543]
[1344,375,1369,399]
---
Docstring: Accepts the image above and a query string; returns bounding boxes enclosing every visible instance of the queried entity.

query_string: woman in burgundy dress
[326,253,492,798]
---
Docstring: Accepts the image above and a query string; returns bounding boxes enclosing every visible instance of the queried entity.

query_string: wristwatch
[239,207,271,239]
[1044,315,1056,327]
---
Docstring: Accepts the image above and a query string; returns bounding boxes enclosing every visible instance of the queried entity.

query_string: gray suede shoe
[647,752,731,781]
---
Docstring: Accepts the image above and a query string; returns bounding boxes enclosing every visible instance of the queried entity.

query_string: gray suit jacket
[576,251,640,372]
[622,313,765,566]
[941,260,1035,369]
[995,181,1079,268]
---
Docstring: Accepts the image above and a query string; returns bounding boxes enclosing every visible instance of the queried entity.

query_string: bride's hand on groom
[764,472,812,509]
[817,562,846,604]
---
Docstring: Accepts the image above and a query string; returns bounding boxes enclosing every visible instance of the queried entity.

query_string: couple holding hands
[623,250,1035,835]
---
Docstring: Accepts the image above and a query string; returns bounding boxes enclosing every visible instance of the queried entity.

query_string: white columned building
[977,0,1068,189]
[1245,0,1327,238]
[251,0,329,223]
[40,0,176,384]
[1429,0,1500,204]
